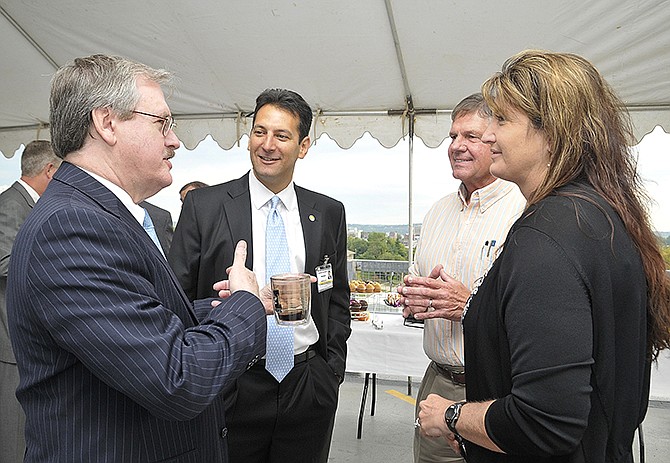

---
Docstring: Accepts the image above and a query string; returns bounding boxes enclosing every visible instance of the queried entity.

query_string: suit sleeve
[168,193,201,301]
[0,193,31,277]
[485,226,593,455]
[159,209,174,254]
[326,203,352,380]
[23,207,266,421]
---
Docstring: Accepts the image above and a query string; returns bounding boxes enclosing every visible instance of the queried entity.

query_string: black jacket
[464,181,650,463]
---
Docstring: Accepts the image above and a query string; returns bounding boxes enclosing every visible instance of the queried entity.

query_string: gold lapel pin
[309,214,316,222]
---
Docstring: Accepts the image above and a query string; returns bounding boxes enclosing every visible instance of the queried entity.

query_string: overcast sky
[2,127,669,231]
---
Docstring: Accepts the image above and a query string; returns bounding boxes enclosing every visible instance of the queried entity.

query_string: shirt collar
[248,170,297,212]
[79,168,145,224]
[17,179,40,203]
[457,178,520,213]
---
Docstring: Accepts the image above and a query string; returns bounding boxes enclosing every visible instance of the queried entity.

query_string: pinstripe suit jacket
[7,162,267,462]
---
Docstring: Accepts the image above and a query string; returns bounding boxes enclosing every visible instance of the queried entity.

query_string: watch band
[445,400,466,434]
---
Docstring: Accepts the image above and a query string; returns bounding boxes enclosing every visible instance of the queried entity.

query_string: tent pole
[408,106,414,265]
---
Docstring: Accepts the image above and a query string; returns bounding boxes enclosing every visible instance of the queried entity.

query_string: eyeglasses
[131,110,176,136]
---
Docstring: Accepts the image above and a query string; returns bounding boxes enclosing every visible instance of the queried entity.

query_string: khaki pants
[413,361,466,463]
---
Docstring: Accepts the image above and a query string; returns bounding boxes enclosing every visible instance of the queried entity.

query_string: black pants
[224,353,340,463]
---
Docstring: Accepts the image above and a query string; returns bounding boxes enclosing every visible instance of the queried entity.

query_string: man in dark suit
[140,200,174,254]
[169,89,351,462]
[0,140,61,463]
[7,54,268,462]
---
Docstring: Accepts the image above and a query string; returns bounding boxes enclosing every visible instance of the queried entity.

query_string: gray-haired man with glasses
[7,54,269,462]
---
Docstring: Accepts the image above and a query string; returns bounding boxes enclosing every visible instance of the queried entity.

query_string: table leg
[357,373,370,439]
[371,373,377,416]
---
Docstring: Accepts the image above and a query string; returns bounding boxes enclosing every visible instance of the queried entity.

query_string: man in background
[0,139,61,463]
[179,180,208,203]
[170,88,351,462]
[398,93,526,463]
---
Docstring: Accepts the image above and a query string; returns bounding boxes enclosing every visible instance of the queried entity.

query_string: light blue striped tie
[265,196,294,382]
[142,208,166,258]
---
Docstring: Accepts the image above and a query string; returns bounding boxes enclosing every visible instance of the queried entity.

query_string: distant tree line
[657,235,670,269]
[348,232,408,261]
[348,233,670,268]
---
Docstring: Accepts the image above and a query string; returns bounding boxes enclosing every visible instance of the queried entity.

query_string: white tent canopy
[1,0,669,158]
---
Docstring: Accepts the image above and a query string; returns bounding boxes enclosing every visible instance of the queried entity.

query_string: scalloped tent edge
[2,109,667,158]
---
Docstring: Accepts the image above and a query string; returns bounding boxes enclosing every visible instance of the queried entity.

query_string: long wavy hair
[482,50,670,360]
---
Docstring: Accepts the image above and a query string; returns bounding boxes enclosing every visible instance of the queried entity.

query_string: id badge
[315,263,334,293]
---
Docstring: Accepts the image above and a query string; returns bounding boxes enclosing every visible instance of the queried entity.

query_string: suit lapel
[223,173,254,269]
[12,181,36,208]
[296,186,323,274]
[61,165,165,262]
[56,163,198,324]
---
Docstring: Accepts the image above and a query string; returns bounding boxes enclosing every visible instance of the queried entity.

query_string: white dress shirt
[249,171,319,354]
[410,178,526,366]
[79,168,145,226]
[17,179,40,203]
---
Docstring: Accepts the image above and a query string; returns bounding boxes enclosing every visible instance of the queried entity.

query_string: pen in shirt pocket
[486,239,496,257]
[480,239,497,259]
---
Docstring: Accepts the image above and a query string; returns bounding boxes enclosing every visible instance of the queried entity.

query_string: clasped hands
[397,264,470,321]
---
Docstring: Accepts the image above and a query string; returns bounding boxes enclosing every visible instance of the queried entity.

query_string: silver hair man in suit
[7,54,270,462]
[0,139,61,463]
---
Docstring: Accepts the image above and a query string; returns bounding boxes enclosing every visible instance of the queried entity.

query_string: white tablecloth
[347,315,670,400]
[346,313,430,377]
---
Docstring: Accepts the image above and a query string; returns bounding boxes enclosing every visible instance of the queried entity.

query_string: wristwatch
[445,401,468,458]
[444,400,466,434]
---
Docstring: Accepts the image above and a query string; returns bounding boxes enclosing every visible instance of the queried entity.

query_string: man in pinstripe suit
[398,94,526,463]
[7,55,268,462]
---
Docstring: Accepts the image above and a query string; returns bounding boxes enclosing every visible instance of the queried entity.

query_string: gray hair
[451,93,488,122]
[21,140,61,177]
[49,54,172,158]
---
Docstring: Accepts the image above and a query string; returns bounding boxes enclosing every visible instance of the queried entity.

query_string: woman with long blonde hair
[418,50,670,462]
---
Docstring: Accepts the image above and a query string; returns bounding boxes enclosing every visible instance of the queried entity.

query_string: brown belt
[434,362,466,386]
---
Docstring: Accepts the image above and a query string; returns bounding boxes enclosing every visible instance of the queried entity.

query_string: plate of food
[384,292,401,307]
[349,298,370,321]
[348,279,382,294]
